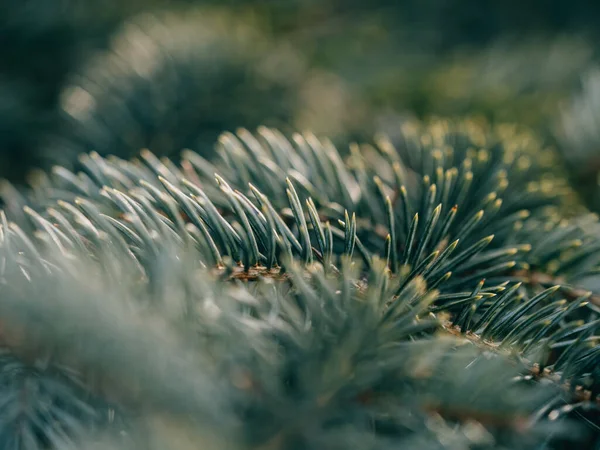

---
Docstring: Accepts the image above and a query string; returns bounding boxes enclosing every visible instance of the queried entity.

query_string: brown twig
[439,320,600,408]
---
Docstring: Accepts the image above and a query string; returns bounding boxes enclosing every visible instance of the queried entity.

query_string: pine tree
[0,118,599,449]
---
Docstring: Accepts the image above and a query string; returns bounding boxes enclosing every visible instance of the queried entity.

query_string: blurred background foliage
[2,0,600,206]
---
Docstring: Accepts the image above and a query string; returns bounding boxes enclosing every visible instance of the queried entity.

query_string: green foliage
[0,119,600,448]
[0,2,364,182]
[3,1,598,185]
[3,2,600,446]
[366,36,596,132]
[45,10,311,169]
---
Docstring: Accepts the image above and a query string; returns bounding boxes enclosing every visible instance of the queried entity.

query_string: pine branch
[0,230,566,448]
[0,119,599,447]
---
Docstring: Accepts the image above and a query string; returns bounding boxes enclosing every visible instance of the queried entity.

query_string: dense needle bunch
[0,119,599,449]
[44,9,309,169]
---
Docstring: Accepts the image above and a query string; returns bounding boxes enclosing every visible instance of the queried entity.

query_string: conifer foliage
[45,10,308,169]
[0,119,600,449]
